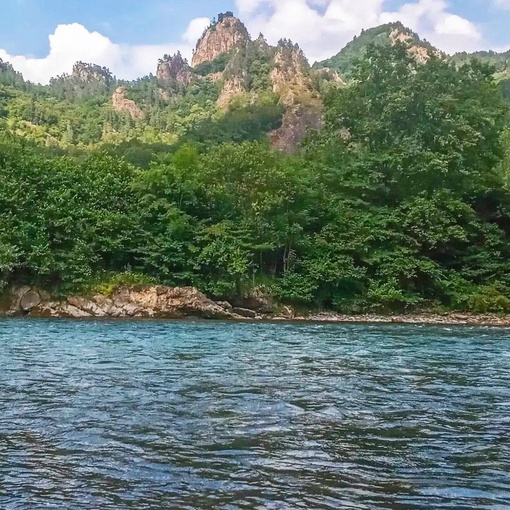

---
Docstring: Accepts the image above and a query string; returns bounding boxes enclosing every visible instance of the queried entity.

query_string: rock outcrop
[70,62,114,86]
[270,41,314,106]
[217,75,247,109]
[389,27,434,63]
[157,52,193,85]
[270,104,322,153]
[192,13,250,68]
[48,61,115,100]
[112,86,144,119]
[6,286,243,320]
[7,286,510,327]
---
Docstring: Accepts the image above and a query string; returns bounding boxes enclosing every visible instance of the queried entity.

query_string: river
[0,319,509,509]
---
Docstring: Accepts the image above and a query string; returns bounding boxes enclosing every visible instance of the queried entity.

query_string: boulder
[20,290,42,312]
[232,307,258,319]
[67,296,108,317]
[231,287,276,313]
[10,284,244,320]
[216,301,233,310]
[6,285,32,315]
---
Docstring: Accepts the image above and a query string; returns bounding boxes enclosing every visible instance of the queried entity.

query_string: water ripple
[0,319,509,509]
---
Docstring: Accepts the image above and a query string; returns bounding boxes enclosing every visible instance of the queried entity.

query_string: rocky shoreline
[2,285,510,327]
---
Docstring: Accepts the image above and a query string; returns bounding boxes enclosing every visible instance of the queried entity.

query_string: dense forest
[2,19,510,314]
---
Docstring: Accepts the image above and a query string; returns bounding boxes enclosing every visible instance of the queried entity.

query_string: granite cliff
[2,12,508,153]
[191,13,250,68]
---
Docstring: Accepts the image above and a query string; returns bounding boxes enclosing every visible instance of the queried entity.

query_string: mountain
[314,22,436,76]
[0,12,327,154]
[1,12,510,313]
[0,13,508,156]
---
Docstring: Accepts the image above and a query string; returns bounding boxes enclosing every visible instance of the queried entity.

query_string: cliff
[191,13,250,68]
[112,86,144,119]
[48,62,116,100]
[157,52,193,85]
[8,15,501,153]
[270,40,315,106]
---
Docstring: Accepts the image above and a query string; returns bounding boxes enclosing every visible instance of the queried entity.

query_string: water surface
[0,319,509,509]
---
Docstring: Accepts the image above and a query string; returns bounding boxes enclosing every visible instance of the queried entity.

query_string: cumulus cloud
[236,0,484,61]
[0,1,495,83]
[0,17,210,84]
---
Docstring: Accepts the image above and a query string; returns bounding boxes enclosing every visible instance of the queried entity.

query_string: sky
[1,0,510,84]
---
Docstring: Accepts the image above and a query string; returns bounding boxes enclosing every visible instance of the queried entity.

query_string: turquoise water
[0,319,509,509]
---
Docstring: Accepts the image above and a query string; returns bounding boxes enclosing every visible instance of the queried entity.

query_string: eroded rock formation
[112,86,144,119]
[157,52,193,85]
[192,14,250,68]
[217,75,247,108]
[270,105,322,153]
[7,286,240,319]
[270,41,314,106]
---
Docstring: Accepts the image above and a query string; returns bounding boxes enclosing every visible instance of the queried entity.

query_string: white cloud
[0,2,497,83]
[0,18,209,84]
[236,0,484,61]
[183,17,211,45]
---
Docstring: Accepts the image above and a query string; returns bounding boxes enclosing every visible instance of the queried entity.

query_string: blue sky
[0,0,234,57]
[1,0,509,83]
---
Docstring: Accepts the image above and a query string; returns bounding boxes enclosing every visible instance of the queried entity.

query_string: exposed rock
[389,28,432,63]
[70,62,114,86]
[157,52,193,85]
[217,75,246,108]
[67,296,107,317]
[20,286,240,320]
[208,72,225,83]
[312,67,346,86]
[270,41,314,106]
[231,287,275,314]
[20,290,42,312]
[270,104,322,153]
[192,14,250,68]
[6,285,510,327]
[48,62,115,100]
[216,301,233,310]
[112,86,144,120]
[8,286,32,315]
[58,304,93,318]
[232,307,258,319]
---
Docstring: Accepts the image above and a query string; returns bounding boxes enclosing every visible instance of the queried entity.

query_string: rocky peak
[270,40,314,106]
[191,12,250,68]
[315,22,437,77]
[48,61,115,100]
[112,86,144,120]
[157,52,193,85]
[388,25,436,63]
[71,61,114,86]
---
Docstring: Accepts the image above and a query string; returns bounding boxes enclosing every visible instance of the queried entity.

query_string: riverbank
[288,312,510,327]
[2,285,510,327]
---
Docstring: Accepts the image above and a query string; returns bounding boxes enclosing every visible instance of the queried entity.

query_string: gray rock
[58,304,92,318]
[67,296,108,317]
[232,307,258,319]
[20,290,42,312]
[7,285,32,315]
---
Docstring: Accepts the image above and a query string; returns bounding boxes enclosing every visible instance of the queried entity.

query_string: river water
[0,320,509,509]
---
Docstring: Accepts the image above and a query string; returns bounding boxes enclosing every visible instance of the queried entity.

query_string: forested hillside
[1,13,510,314]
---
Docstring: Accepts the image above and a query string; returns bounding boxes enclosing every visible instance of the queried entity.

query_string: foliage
[1,42,510,314]
[194,52,232,76]
[314,22,433,76]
